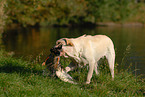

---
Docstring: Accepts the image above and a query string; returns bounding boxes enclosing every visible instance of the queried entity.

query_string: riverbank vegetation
[0,0,144,28]
[0,50,145,96]
[0,0,6,34]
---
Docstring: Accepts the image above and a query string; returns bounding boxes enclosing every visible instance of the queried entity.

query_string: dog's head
[56,35,86,47]
[42,38,75,76]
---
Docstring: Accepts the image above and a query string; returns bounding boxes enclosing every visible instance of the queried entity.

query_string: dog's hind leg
[106,49,115,79]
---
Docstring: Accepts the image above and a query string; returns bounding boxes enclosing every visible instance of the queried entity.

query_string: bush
[0,0,7,33]
[86,0,136,22]
[6,0,88,27]
[3,0,145,27]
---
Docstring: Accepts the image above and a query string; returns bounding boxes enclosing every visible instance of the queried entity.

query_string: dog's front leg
[86,61,95,84]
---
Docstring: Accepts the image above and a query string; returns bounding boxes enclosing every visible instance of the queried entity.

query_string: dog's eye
[57,42,61,45]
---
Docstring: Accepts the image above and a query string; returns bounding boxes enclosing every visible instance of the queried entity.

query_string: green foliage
[0,50,145,96]
[86,0,135,22]
[4,0,144,27]
[0,0,7,33]
[6,0,88,27]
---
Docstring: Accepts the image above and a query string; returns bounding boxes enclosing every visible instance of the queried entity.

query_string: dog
[54,35,115,84]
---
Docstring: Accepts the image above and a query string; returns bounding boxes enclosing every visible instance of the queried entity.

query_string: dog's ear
[56,39,66,45]
[56,38,74,46]
[67,40,74,46]
[63,38,74,46]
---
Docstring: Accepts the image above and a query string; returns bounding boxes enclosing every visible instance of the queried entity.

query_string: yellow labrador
[55,35,115,84]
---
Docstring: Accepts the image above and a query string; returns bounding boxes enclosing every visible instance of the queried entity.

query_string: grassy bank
[0,50,145,96]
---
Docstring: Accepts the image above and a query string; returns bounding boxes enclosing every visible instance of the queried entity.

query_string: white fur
[57,35,115,84]
[56,68,77,84]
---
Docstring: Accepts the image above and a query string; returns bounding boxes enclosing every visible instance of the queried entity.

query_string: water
[1,26,145,77]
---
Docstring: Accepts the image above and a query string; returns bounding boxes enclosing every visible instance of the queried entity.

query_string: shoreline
[5,22,145,30]
[96,22,145,27]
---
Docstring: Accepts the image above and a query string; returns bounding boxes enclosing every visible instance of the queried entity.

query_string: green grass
[0,50,145,97]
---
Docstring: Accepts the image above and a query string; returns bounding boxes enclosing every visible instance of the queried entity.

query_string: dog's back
[69,35,115,60]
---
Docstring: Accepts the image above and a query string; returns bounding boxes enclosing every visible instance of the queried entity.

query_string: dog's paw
[85,81,90,84]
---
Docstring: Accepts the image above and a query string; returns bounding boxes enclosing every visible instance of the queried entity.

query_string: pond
[1,26,145,77]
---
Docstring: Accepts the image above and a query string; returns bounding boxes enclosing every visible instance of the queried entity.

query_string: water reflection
[2,27,145,77]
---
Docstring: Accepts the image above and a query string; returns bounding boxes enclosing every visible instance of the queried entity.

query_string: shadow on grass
[0,64,43,75]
